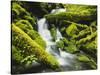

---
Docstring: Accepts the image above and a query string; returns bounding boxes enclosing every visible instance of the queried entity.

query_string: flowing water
[51,8,66,14]
[37,8,81,72]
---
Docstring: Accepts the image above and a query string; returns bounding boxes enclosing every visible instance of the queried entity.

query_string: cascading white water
[38,18,52,42]
[37,8,79,71]
[51,8,66,14]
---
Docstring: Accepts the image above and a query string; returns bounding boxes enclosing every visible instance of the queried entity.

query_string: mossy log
[15,20,46,49]
[76,31,97,45]
[12,24,60,70]
[45,4,97,25]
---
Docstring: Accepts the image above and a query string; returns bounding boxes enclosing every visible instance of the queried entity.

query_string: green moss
[12,24,60,70]
[64,4,97,15]
[12,2,30,15]
[76,31,97,45]
[66,23,78,37]
[78,55,90,62]
[56,40,64,49]
[72,27,91,40]
[14,21,46,49]
[12,45,23,63]
[77,54,97,69]
[56,38,78,54]
[79,37,97,61]
[50,25,57,41]
[15,20,33,30]
[85,39,97,50]
[12,2,30,17]
[26,29,46,49]
[65,44,78,54]
[12,1,37,30]
[45,11,96,25]
[24,15,36,27]
[12,45,38,66]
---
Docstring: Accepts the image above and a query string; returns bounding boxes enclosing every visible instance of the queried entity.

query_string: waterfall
[38,18,52,42]
[37,8,79,71]
[51,8,66,14]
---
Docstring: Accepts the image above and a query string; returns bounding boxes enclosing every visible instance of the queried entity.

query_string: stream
[37,8,82,72]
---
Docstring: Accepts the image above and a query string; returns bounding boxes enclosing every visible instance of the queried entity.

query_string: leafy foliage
[21,55,37,65]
